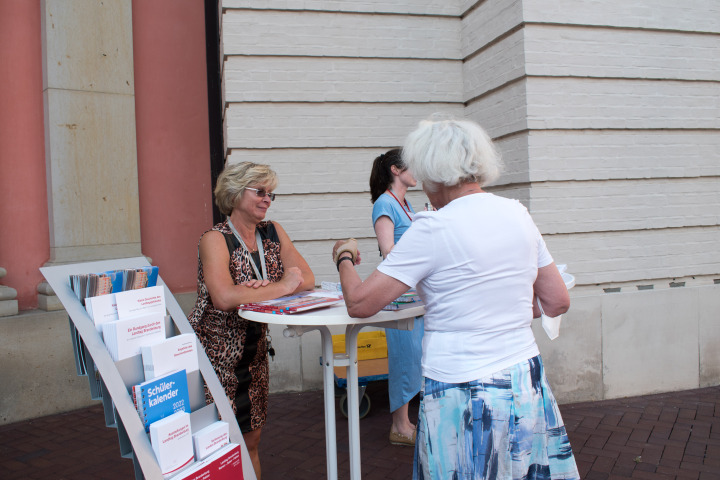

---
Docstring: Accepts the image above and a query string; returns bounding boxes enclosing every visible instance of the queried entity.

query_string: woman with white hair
[332,117,579,479]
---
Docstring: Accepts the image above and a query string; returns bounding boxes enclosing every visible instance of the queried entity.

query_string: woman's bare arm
[373,216,396,259]
[199,230,303,311]
[533,263,570,318]
[333,240,409,318]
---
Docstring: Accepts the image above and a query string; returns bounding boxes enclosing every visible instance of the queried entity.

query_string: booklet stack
[141,333,199,380]
[69,266,159,306]
[149,410,194,478]
[173,443,245,480]
[382,289,422,311]
[132,368,191,432]
[98,285,168,362]
[192,421,230,461]
[238,289,343,314]
[102,314,165,362]
[68,266,160,375]
[85,293,119,336]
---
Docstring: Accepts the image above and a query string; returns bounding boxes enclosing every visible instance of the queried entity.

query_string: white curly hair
[402,115,502,191]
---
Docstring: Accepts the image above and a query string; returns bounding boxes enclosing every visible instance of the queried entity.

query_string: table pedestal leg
[284,325,338,480]
[319,326,338,480]
[345,324,362,480]
[282,316,418,480]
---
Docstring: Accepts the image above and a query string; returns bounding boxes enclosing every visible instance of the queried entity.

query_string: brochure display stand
[41,257,256,480]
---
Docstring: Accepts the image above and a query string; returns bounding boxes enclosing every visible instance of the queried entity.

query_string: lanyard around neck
[387,189,413,221]
[227,218,267,280]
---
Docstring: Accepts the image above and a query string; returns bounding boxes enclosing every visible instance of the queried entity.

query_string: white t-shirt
[377,193,553,383]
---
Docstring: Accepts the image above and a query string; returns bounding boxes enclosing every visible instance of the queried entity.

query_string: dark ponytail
[369,148,404,203]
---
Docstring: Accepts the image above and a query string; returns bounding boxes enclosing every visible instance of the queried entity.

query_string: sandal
[389,429,416,446]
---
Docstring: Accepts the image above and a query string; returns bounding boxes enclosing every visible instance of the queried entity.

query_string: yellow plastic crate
[332,331,387,361]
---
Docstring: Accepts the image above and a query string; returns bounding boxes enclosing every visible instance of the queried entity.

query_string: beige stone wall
[537,284,720,404]
[41,0,142,264]
[0,310,95,424]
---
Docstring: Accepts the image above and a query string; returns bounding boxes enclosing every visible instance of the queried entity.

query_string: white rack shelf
[41,257,255,480]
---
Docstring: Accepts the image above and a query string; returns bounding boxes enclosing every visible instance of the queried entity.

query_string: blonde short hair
[402,116,502,191]
[214,162,278,215]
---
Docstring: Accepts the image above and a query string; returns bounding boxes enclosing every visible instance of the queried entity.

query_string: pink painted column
[132,0,215,293]
[0,0,50,310]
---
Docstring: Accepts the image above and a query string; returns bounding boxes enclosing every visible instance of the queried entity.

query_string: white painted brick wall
[225,103,464,149]
[258,189,428,285]
[492,135,531,186]
[527,130,720,182]
[224,57,463,103]
[461,0,523,56]
[219,0,720,295]
[260,191,428,242]
[223,0,462,16]
[529,178,720,234]
[283,182,720,287]
[216,0,720,399]
[526,77,720,130]
[464,81,529,138]
[290,238,379,285]
[222,9,460,59]
[228,148,388,194]
[227,148,434,196]
[546,227,720,285]
[265,193,380,242]
[463,29,525,101]
[524,25,720,81]
[523,0,720,33]
[458,0,479,16]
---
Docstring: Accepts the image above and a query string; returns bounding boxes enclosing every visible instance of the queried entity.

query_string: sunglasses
[245,187,276,201]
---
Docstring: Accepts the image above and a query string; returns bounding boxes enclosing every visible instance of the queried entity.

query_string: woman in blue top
[370,148,424,446]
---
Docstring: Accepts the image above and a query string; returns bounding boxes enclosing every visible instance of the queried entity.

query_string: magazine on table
[238,290,343,315]
[382,289,422,311]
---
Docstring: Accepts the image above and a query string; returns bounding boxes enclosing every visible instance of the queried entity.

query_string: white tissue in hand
[542,314,562,340]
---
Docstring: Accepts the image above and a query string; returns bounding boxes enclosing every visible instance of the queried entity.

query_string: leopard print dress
[188,220,283,433]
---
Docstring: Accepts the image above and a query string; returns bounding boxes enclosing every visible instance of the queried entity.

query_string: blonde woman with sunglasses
[188,162,315,479]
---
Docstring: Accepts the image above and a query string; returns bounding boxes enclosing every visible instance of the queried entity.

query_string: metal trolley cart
[330,331,388,419]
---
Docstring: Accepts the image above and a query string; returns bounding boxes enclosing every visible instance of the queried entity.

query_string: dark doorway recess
[204,0,225,225]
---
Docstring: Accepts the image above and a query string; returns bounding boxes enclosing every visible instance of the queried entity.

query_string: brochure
[238,290,343,315]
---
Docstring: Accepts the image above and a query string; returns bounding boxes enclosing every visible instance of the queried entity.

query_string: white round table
[239,301,425,480]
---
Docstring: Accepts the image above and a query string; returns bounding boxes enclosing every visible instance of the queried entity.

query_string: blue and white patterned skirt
[413,355,579,480]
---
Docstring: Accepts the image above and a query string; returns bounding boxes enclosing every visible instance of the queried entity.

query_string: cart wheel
[339,392,372,419]
[334,383,345,398]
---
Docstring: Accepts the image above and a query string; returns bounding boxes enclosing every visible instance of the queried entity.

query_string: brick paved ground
[561,386,720,480]
[1,382,719,479]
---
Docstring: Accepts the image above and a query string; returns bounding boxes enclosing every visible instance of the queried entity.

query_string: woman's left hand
[241,279,271,289]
